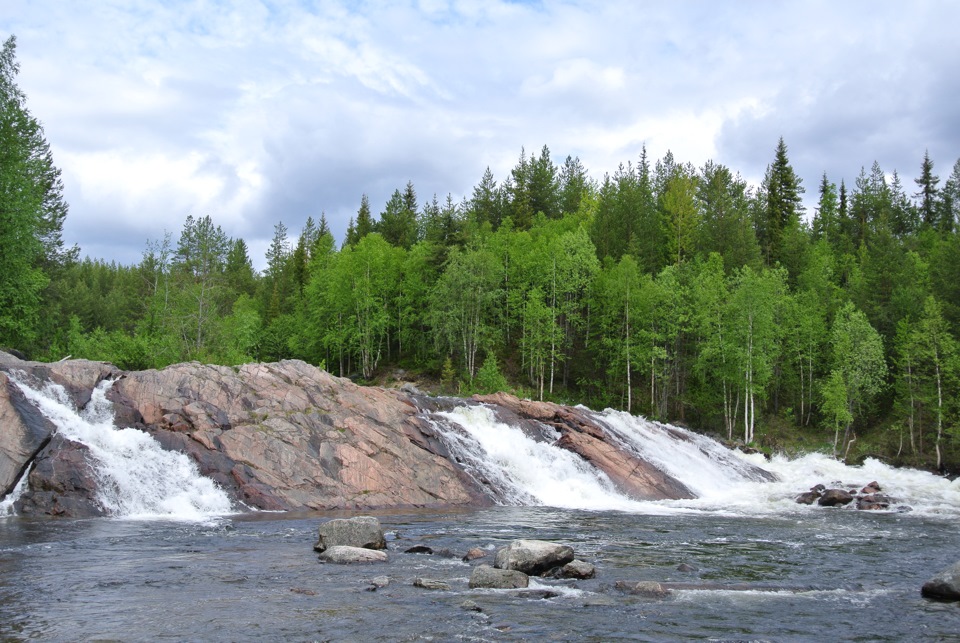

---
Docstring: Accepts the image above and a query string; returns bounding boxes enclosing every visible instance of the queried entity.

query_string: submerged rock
[314,516,386,553]
[469,565,529,589]
[413,578,451,590]
[615,580,672,598]
[462,547,488,562]
[547,559,596,580]
[318,545,388,564]
[494,539,575,576]
[922,561,960,601]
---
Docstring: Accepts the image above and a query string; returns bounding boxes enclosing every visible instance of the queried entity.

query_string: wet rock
[462,547,488,562]
[861,481,882,494]
[318,545,388,564]
[365,575,390,591]
[404,545,433,554]
[494,539,575,576]
[818,488,854,507]
[314,516,386,553]
[676,563,699,573]
[615,580,671,598]
[413,578,451,590]
[857,493,892,510]
[795,491,821,505]
[459,599,483,612]
[548,559,596,579]
[0,370,57,495]
[515,589,560,599]
[14,435,105,518]
[922,561,960,600]
[469,564,529,589]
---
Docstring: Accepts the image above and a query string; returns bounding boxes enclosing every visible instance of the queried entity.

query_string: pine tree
[760,137,804,265]
[915,150,940,228]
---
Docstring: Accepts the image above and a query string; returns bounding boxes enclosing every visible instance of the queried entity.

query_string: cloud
[3,1,959,269]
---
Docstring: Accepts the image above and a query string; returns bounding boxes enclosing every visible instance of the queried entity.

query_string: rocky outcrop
[922,562,960,600]
[1,352,780,517]
[105,360,490,512]
[14,434,105,517]
[796,480,900,511]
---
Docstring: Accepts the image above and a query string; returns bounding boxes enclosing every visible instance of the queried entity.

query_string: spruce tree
[761,137,804,265]
[914,150,940,228]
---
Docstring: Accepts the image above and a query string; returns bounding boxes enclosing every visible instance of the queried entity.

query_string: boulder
[314,516,386,553]
[404,545,433,554]
[494,539,575,576]
[549,559,596,580]
[795,491,821,505]
[318,545,388,564]
[861,481,882,494]
[922,562,960,601]
[469,565,529,589]
[818,488,854,507]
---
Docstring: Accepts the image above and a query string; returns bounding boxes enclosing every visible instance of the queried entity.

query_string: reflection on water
[2,507,959,641]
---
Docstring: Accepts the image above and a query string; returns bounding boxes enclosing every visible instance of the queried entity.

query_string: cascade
[4,373,234,520]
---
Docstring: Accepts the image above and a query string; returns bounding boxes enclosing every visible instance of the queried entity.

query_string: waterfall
[429,403,960,517]
[6,374,234,521]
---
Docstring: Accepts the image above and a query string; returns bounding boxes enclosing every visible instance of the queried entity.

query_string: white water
[433,403,960,518]
[6,374,234,521]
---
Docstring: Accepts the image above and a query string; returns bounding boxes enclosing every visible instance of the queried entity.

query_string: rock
[462,547,488,562]
[922,561,960,600]
[494,539,575,576]
[549,559,596,579]
[795,491,821,505]
[111,360,490,511]
[413,578,451,590]
[615,580,671,598]
[857,493,892,510]
[404,545,433,554]
[818,488,854,507]
[861,481,882,494]
[318,545,388,564]
[515,589,560,599]
[469,565,529,589]
[810,483,826,493]
[0,370,57,495]
[676,563,698,572]
[314,516,386,553]
[13,435,105,518]
[365,575,390,591]
[459,599,483,612]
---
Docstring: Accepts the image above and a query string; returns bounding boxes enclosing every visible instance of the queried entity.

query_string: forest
[3,35,960,471]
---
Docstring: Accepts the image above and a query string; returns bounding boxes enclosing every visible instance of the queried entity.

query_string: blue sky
[3,1,959,269]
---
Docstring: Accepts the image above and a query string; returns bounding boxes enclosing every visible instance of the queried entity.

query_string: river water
[3,376,960,641]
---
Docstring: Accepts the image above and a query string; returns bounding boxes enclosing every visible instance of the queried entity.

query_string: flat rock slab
[318,545,388,564]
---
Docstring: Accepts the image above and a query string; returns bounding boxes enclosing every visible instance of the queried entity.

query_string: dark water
[2,506,959,642]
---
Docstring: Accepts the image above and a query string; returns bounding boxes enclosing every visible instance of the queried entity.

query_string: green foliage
[472,352,509,395]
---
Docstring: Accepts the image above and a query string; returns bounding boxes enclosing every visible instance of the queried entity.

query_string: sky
[3,1,959,270]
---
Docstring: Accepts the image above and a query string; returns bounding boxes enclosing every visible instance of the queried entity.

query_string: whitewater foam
[8,374,234,521]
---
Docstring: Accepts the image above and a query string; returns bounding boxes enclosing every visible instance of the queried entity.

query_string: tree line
[3,35,960,469]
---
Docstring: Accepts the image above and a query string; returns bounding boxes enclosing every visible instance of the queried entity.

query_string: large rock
[468,564,529,589]
[922,561,960,601]
[13,435,105,518]
[0,371,56,496]
[818,488,854,507]
[314,516,386,553]
[318,545,388,564]
[111,360,491,511]
[494,539,575,576]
